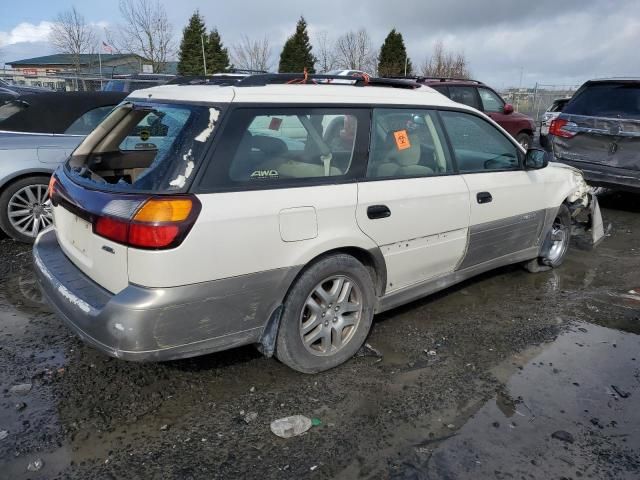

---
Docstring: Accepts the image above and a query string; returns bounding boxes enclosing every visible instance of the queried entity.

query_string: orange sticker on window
[269,117,283,131]
[393,130,411,150]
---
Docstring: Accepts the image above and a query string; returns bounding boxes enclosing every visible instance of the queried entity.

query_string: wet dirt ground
[1,193,639,480]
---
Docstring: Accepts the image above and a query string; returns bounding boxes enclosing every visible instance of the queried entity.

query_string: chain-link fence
[500,83,581,123]
[0,72,168,93]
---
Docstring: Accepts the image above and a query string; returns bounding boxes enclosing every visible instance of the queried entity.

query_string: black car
[550,79,640,193]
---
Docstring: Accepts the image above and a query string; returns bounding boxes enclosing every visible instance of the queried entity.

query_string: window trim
[193,104,371,194]
[437,108,524,174]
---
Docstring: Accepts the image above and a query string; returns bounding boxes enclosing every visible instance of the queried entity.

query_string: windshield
[102,80,126,92]
[65,102,220,193]
[564,83,640,119]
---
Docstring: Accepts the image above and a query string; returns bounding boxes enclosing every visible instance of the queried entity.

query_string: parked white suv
[33,75,603,373]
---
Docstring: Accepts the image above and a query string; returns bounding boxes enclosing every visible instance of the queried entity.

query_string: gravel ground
[0,192,639,480]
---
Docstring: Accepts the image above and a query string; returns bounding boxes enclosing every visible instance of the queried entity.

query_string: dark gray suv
[550,79,640,193]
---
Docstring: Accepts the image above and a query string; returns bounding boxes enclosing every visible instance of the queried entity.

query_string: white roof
[128,83,465,109]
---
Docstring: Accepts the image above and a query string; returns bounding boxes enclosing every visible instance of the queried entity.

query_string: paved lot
[1,192,639,479]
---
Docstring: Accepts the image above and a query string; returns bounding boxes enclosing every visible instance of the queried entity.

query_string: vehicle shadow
[597,191,640,213]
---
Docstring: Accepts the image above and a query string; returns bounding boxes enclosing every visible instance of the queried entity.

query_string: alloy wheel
[7,184,52,238]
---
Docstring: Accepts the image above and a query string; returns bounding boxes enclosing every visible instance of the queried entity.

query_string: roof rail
[235,73,421,89]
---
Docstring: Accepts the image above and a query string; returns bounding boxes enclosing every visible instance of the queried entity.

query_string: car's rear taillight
[549,118,577,138]
[93,196,201,249]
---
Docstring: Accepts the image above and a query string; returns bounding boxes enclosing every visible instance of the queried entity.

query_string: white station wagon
[33,74,603,373]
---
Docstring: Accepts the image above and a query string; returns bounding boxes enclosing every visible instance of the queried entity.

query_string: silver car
[0,91,126,242]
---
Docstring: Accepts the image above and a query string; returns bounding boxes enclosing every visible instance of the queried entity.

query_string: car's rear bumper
[33,229,295,361]
[553,159,640,194]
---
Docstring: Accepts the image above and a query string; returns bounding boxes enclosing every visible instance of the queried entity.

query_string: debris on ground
[356,343,383,358]
[311,418,322,427]
[611,385,630,399]
[244,412,258,424]
[270,415,312,438]
[27,459,44,472]
[9,383,32,395]
[14,402,27,411]
[0,430,8,440]
[425,350,437,356]
[551,430,575,444]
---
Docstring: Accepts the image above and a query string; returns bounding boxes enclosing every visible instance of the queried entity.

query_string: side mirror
[503,103,514,114]
[524,148,550,170]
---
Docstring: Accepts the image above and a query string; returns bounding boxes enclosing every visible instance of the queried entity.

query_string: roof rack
[235,73,421,89]
[384,75,483,85]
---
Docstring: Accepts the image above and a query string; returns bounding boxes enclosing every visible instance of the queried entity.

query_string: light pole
[201,34,208,76]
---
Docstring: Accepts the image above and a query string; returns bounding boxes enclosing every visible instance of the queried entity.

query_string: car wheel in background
[0,176,53,243]
[276,254,375,373]
[525,204,571,272]
[516,132,533,150]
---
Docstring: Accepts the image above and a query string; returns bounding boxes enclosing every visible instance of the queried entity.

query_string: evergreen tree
[177,11,207,75]
[206,29,230,73]
[377,28,412,77]
[278,16,316,73]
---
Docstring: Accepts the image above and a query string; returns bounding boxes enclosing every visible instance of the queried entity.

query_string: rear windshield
[65,102,218,193]
[564,83,640,119]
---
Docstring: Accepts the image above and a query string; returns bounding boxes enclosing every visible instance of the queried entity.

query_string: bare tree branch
[334,29,377,73]
[49,6,97,73]
[314,31,337,72]
[420,41,471,78]
[231,35,272,71]
[111,0,174,73]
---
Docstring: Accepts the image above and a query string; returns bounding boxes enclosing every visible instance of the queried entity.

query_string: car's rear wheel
[525,204,571,272]
[0,176,53,243]
[516,132,532,150]
[276,254,375,373]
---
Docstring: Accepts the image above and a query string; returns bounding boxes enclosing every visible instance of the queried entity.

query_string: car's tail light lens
[93,196,200,249]
[549,118,577,138]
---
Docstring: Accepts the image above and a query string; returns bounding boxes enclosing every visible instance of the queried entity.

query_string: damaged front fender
[569,193,605,248]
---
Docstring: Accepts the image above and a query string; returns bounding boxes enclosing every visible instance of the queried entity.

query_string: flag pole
[99,48,103,90]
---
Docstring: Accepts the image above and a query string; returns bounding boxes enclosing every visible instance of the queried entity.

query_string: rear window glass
[65,103,218,193]
[200,107,364,190]
[564,83,640,119]
[0,99,29,122]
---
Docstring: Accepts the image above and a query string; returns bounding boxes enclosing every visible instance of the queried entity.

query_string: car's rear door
[552,81,640,175]
[439,110,547,267]
[356,107,470,293]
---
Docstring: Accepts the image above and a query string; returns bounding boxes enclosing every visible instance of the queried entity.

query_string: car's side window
[440,110,520,172]
[478,88,504,113]
[448,86,481,109]
[200,107,365,189]
[367,108,453,178]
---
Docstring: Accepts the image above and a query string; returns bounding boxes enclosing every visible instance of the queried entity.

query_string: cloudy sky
[1,0,638,88]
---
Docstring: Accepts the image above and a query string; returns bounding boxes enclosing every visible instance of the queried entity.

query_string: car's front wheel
[276,254,375,373]
[0,176,53,243]
[525,204,571,272]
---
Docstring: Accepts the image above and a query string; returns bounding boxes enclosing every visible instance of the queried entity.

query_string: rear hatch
[552,81,640,172]
[50,101,219,293]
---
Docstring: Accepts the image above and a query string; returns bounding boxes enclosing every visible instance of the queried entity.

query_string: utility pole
[201,34,207,76]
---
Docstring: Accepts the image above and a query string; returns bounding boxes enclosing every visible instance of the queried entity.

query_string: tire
[0,175,53,243]
[524,204,571,272]
[516,132,532,150]
[276,254,376,373]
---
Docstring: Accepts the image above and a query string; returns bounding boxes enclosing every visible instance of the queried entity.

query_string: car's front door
[439,110,547,268]
[356,108,470,293]
[477,87,519,137]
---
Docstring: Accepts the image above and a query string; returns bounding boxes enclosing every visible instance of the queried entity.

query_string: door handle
[367,205,391,219]
[477,192,493,204]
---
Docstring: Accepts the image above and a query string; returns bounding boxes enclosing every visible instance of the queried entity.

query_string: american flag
[102,41,113,54]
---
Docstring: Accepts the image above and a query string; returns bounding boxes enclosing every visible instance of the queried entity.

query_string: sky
[0,0,638,88]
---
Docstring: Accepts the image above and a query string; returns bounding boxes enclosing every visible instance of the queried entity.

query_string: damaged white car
[33,74,604,373]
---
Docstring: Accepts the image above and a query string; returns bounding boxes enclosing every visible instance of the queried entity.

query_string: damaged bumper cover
[569,192,605,248]
[32,229,285,361]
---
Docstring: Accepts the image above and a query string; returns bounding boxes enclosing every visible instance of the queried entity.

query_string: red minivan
[419,78,536,149]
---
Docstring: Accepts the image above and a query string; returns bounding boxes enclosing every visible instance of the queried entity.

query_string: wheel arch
[257,245,387,357]
[0,169,55,193]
